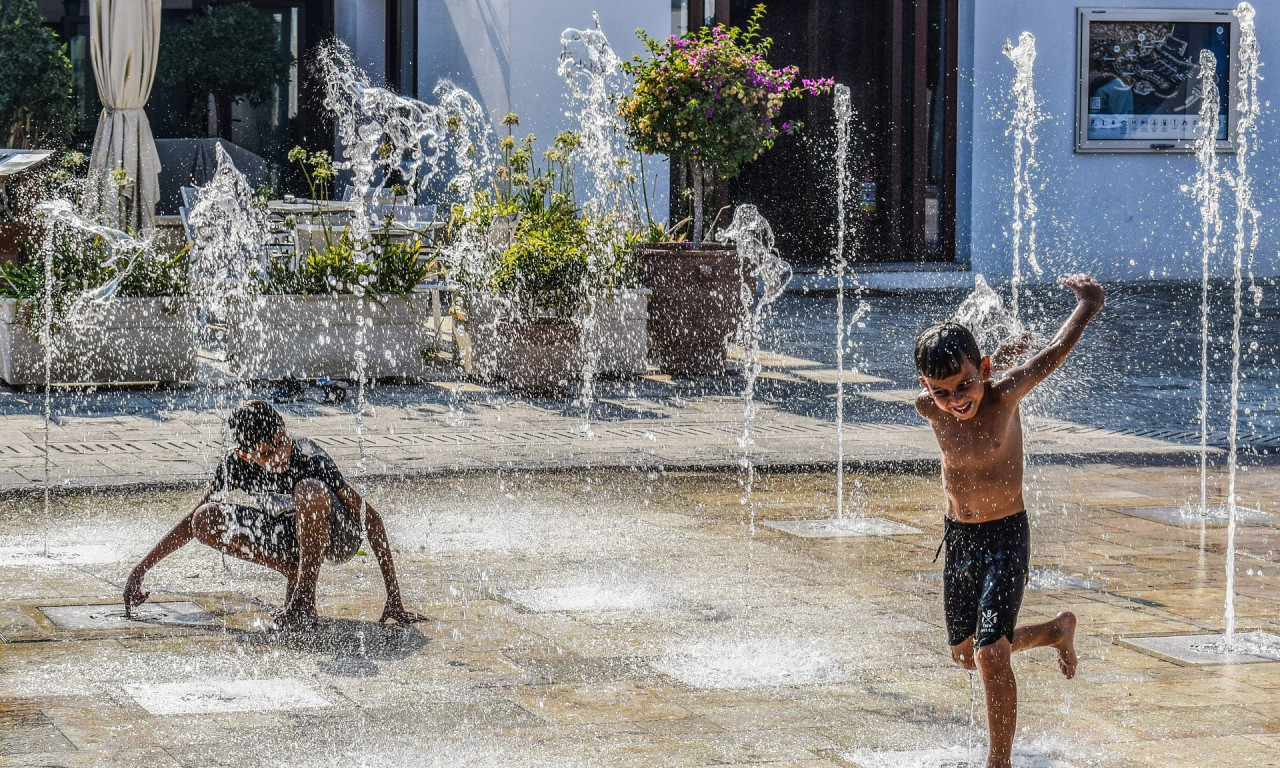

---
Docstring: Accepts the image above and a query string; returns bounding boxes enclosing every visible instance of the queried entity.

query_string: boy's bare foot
[1051,610,1078,679]
[271,604,319,631]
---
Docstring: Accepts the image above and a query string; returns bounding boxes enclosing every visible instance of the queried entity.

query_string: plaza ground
[2,462,1280,767]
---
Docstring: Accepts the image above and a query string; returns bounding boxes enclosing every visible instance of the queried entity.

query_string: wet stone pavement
[2,465,1280,767]
[0,348,1206,493]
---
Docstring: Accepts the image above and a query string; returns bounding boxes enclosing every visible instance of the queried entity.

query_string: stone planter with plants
[0,224,195,387]
[619,5,830,375]
[454,125,650,393]
[226,147,441,382]
[227,225,439,381]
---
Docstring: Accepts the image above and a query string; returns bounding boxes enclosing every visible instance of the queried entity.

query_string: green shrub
[0,0,74,148]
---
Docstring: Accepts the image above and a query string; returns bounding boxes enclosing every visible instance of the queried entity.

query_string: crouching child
[124,399,426,630]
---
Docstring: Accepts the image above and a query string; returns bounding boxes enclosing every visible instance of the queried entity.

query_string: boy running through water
[124,399,426,630]
[914,275,1104,768]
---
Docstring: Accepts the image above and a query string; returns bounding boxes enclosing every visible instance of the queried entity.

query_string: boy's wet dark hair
[915,322,983,380]
[228,399,284,450]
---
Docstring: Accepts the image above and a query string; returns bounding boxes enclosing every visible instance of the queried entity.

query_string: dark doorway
[725,0,958,269]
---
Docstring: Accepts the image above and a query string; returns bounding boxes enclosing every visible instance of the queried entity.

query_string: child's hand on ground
[123,568,150,618]
[379,601,429,625]
[1063,273,1105,313]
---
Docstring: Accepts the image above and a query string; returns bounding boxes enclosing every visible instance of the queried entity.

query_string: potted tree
[619,5,830,375]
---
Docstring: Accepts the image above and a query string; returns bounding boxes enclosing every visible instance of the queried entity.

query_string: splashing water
[1190,50,1224,518]
[316,41,495,466]
[833,84,852,519]
[718,205,792,534]
[318,40,494,246]
[1002,32,1044,321]
[1224,1,1260,644]
[33,201,154,556]
[953,273,1022,354]
[559,18,634,434]
[185,147,272,468]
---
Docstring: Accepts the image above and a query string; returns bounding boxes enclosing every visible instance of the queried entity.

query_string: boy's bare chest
[933,407,1023,468]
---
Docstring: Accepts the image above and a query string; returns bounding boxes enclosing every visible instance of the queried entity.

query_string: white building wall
[966,1,1280,281]
[334,0,386,79]
[412,0,671,220]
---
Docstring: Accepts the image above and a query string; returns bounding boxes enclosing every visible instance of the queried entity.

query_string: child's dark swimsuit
[941,510,1029,648]
[210,437,363,564]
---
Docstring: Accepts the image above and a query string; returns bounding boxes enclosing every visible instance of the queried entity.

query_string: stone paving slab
[1,466,1279,766]
[0,355,1208,493]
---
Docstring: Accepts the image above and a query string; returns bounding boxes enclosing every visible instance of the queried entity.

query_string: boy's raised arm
[996,274,1105,402]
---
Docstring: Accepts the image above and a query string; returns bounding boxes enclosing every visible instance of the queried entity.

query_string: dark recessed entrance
[721,0,959,269]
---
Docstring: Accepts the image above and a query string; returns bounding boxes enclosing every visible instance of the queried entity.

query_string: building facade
[40,0,1279,282]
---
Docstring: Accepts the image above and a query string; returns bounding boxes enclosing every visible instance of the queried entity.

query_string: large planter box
[226,294,435,380]
[465,289,650,382]
[0,297,196,386]
[638,245,743,376]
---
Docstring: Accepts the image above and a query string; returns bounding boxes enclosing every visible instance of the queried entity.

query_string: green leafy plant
[260,225,436,298]
[0,0,74,148]
[0,232,190,322]
[452,128,599,320]
[159,2,294,140]
[618,5,832,245]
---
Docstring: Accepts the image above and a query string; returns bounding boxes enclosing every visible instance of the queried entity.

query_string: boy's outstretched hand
[123,568,150,618]
[1063,273,1105,314]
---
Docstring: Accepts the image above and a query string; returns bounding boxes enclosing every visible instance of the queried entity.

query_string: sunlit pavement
[2,462,1279,767]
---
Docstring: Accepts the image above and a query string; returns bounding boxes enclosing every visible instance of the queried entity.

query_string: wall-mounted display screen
[1077,8,1238,153]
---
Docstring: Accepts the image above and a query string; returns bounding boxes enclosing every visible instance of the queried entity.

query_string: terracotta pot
[498,321,580,395]
[637,244,743,376]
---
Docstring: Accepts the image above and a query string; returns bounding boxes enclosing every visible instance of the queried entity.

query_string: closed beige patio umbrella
[86,0,162,232]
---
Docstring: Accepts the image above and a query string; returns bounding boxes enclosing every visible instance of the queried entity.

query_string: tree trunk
[214,94,234,141]
[691,159,704,248]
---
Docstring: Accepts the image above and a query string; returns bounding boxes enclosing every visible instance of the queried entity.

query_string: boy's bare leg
[1012,610,1077,678]
[190,504,296,577]
[950,636,977,670]
[975,638,1017,768]
[276,479,331,629]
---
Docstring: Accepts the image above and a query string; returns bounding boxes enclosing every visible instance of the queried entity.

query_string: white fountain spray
[1002,32,1044,321]
[186,147,271,471]
[833,84,852,520]
[316,41,495,466]
[719,205,792,534]
[559,17,635,435]
[33,201,153,556]
[1190,50,1224,518]
[1224,1,1260,644]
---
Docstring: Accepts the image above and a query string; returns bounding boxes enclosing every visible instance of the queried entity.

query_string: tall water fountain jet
[316,41,495,463]
[1002,32,1044,321]
[1224,0,1261,644]
[33,201,154,554]
[719,205,792,533]
[559,18,635,433]
[1190,50,1224,518]
[185,147,271,469]
[832,84,852,520]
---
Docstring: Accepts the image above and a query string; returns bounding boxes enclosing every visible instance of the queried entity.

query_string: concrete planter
[465,288,649,383]
[226,294,435,381]
[0,297,196,386]
[637,245,743,376]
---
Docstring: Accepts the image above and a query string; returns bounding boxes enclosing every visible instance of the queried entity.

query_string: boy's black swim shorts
[215,485,363,565]
[941,510,1030,648]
